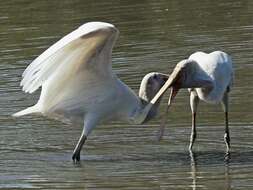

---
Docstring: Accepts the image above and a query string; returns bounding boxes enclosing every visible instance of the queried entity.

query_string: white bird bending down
[12,22,168,162]
[154,51,234,153]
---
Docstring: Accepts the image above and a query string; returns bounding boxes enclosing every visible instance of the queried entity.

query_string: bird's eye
[147,78,153,86]
[153,75,157,80]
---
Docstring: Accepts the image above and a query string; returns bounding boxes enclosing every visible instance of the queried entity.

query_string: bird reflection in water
[189,151,232,190]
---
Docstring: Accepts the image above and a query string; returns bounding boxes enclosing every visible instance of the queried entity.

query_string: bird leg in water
[224,111,230,153]
[157,87,179,141]
[189,91,199,151]
[72,133,87,162]
[72,116,98,162]
[221,90,230,154]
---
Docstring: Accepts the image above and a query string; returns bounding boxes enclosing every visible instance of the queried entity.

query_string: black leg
[224,111,230,153]
[72,134,87,162]
[221,90,230,154]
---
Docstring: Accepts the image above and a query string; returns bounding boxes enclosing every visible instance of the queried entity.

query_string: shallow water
[1,0,253,189]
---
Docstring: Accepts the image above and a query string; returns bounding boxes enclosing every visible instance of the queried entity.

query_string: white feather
[16,22,123,119]
[189,51,233,103]
[13,22,169,161]
[21,22,116,93]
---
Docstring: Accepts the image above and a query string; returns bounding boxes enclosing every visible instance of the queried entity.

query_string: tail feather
[12,105,39,117]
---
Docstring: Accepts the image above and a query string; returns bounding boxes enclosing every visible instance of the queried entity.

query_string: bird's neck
[140,98,159,122]
[129,96,160,125]
[115,79,160,125]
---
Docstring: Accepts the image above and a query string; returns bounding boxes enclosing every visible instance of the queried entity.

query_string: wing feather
[21,22,118,93]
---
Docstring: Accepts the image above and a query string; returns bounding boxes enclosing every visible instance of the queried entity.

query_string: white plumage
[154,51,234,153]
[188,51,233,103]
[13,22,168,161]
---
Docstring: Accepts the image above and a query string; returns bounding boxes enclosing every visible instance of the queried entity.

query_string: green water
[1,0,253,189]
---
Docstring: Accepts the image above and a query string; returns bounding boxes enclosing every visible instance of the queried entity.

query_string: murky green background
[1,0,253,189]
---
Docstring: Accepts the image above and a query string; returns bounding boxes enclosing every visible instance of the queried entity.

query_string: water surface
[1,0,253,189]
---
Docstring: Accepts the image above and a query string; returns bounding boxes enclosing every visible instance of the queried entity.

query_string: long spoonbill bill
[13,22,169,162]
[154,51,234,153]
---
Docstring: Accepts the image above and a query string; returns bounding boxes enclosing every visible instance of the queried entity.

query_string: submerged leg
[189,91,199,151]
[72,115,98,162]
[221,90,230,154]
[72,132,87,162]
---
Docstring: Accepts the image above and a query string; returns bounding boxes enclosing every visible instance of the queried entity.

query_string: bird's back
[189,51,233,103]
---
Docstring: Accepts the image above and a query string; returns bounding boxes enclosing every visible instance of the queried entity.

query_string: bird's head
[139,72,169,104]
[145,59,214,140]
[152,59,213,104]
[134,60,211,125]
[138,72,169,122]
[165,59,197,89]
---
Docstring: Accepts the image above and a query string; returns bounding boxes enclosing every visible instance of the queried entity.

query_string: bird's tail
[12,105,39,117]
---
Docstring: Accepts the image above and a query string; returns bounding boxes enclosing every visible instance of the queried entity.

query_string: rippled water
[1,0,253,189]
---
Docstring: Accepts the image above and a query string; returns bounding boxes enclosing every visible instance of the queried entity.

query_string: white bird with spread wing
[154,51,234,154]
[13,22,169,162]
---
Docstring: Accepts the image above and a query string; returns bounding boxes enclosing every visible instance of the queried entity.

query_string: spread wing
[21,22,118,94]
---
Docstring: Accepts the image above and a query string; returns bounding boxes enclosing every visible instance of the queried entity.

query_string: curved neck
[139,98,160,122]
[129,96,161,125]
[116,79,163,125]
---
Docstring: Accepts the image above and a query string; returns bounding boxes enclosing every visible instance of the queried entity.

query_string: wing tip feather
[19,22,117,94]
